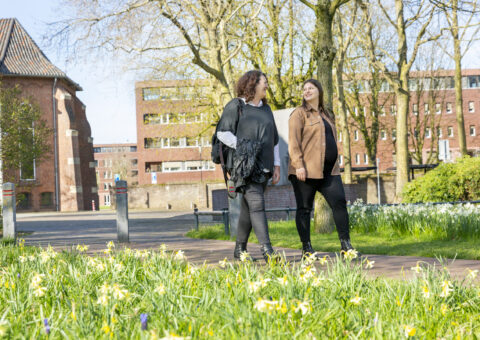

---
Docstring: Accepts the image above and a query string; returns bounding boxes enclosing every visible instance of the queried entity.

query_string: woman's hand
[296,167,306,181]
[272,166,280,185]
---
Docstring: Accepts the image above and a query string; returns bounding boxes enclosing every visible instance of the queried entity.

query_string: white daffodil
[350,296,362,305]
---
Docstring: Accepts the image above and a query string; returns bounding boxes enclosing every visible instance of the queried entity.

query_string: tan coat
[288,104,340,179]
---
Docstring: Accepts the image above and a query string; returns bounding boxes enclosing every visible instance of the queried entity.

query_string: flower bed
[0,241,479,338]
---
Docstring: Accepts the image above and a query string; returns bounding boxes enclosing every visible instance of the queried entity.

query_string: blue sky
[1,0,137,144]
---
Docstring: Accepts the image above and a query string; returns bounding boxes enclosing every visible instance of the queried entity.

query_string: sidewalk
[16,210,480,280]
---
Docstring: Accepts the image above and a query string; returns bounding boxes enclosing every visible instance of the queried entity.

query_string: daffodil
[404,325,416,337]
[342,249,358,260]
[218,258,228,268]
[33,286,47,297]
[155,284,166,295]
[277,276,288,286]
[174,250,185,261]
[239,251,250,262]
[248,281,261,293]
[319,255,329,265]
[422,285,430,298]
[97,294,109,306]
[411,263,423,273]
[440,303,448,316]
[76,244,89,252]
[350,296,362,305]
[295,300,311,315]
[466,268,478,280]
[440,280,453,298]
[364,259,375,269]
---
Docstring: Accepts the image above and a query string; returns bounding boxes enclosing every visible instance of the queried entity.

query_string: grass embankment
[0,242,479,338]
[187,202,480,260]
[186,221,480,260]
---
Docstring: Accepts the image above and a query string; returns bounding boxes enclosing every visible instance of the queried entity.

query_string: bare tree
[356,0,441,200]
[431,0,480,156]
[50,0,264,110]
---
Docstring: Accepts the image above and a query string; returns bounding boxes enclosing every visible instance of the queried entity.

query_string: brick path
[16,210,480,280]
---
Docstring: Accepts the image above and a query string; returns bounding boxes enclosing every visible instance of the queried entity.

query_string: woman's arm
[217,131,237,149]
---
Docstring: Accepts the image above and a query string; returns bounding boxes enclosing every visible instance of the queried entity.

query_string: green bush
[403,156,480,203]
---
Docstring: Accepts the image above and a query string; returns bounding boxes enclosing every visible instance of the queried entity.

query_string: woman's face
[303,82,319,102]
[255,75,269,99]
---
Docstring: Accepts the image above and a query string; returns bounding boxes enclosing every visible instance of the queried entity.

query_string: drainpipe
[52,78,59,211]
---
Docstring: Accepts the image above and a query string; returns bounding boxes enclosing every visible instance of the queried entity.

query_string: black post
[223,209,230,236]
[194,208,199,231]
[286,207,290,220]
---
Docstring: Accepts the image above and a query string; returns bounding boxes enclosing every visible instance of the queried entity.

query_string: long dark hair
[235,70,268,105]
[301,78,334,120]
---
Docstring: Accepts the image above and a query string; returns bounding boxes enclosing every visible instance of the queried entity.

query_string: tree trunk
[314,194,334,233]
[395,89,410,200]
[452,4,468,156]
[335,61,352,184]
[315,8,335,110]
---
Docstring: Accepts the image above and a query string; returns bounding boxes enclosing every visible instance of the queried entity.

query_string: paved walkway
[16,210,480,280]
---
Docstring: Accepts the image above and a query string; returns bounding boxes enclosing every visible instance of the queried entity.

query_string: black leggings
[236,181,271,245]
[290,175,350,242]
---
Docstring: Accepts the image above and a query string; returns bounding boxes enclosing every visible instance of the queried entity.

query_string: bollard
[286,207,290,220]
[222,209,230,236]
[193,208,199,231]
[115,180,129,243]
[91,199,96,211]
[2,183,16,240]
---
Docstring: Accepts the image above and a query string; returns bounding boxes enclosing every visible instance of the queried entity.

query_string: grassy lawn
[1,242,479,338]
[186,220,480,260]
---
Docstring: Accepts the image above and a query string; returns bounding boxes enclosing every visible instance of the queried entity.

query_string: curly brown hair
[235,70,268,105]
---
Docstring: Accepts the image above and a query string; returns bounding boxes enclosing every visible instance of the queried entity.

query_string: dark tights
[290,175,350,242]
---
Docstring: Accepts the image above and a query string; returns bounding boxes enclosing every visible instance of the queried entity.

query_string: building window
[17,192,31,210]
[380,130,386,140]
[355,153,360,165]
[469,101,475,113]
[468,75,479,88]
[392,129,396,140]
[424,103,430,115]
[339,155,343,165]
[437,127,442,137]
[186,137,199,147]
[435,103,441,114]
[104,194,111,206]
[390,104,396,115]
[131,159,138,167]
[145,162,162,172]
[144,137,162,149]
[103,183,108,190]
[40,192,53,208]
[380,106,386,116]
[446,102,452,114]
[201,137,212,147]
[364,153,368,164]
[447,126,454,137]
[131,170,138,177]
[425,128,431,139]
[354,130,359,141]
[470,125,476,136]
[143,113,168,124]
[412,103,418,115]
[103,171,108,179]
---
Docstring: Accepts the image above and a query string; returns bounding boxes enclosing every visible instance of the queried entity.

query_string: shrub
[402,156,480,203]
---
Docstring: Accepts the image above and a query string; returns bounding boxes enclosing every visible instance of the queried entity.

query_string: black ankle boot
[260,243,276,263]
[340,239,362,258]
[233,242,247,259]
[302,241,316,258]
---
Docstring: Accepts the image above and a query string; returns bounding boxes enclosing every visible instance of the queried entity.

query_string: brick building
[135,80,223,185]
[338,69,480,172]
[0,18,98,211]
[93,143,138,207]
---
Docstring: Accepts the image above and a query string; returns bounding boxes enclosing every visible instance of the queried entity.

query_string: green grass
[186,220,480,260]
[1,242,479,338]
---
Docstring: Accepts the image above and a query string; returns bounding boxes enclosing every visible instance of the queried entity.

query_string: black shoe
[340,239,362,258]
[260,243,277,263]
[233,242,247,259]
[302,241,317,258]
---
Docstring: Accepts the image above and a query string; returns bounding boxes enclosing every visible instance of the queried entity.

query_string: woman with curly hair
[215,70,280,262]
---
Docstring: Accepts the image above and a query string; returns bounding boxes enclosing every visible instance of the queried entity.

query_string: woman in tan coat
[288,79,359,257]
